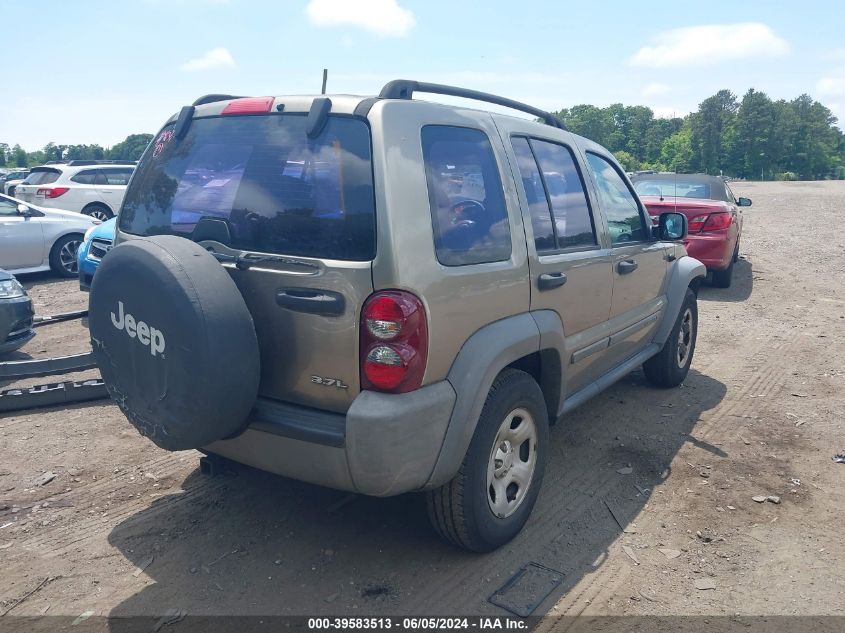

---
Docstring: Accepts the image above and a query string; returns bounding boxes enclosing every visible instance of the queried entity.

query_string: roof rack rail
[65,160,137,166]
[192,94,246,107]
[378,80,565,130]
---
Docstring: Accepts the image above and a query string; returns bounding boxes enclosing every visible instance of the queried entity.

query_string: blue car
[77,218,116,291]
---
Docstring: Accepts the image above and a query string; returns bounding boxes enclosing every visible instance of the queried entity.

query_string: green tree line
[0,134,154,168]
[553,88,845,180]
[4,88,845,180]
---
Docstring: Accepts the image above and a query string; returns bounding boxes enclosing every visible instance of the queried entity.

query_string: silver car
[0,192,100,277]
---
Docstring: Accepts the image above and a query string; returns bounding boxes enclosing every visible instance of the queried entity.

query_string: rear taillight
[360,291,428,393]
[221,97,274,116]
[702,212,732,231]
[37,187,69,198]
[689,212,732,233]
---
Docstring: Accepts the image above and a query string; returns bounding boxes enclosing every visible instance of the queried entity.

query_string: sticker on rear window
[153,129,174,157]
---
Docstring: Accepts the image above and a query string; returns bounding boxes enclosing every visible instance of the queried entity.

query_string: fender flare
[425,313,541,488]
[653,255,706,345]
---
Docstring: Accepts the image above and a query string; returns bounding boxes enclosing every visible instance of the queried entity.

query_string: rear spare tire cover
[89,236,260,451]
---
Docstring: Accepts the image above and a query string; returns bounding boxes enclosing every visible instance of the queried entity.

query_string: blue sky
[3,0,844,149]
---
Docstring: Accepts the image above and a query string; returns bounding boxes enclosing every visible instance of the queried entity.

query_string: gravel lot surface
[1,181,844,625]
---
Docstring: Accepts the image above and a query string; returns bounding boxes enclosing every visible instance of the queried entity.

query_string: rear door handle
[617,259,638,274]
[276,288,345,316]
[538,272,567,291]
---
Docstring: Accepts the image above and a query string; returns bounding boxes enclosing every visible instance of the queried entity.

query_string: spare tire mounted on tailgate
[88,235,260,451]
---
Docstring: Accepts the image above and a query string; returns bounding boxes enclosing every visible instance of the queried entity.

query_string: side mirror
[737,197,752,207]
[658,212,687,241]
[17,203,30,216]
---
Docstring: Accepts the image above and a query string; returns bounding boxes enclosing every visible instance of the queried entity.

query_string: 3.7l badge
[311,375,349,389]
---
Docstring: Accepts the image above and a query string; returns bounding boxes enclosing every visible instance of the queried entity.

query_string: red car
[631,174,751,288]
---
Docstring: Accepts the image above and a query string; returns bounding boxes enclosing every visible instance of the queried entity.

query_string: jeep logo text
[111,301,165,357]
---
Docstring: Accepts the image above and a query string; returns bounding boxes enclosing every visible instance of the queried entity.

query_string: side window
[511,137,555,251]
[528,139,596,249]
[103,168,133,185]
[71,169,97,185]
[421,126,511,266]
[0,198,19,215]
[512,137,596,251]
[585,153,649,244]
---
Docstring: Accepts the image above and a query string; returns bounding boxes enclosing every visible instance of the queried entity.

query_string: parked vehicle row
[1,169,30,197]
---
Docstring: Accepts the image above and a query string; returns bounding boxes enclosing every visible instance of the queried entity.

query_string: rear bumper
[204,380,457,497]
[684,232,734,271]
[0,295,35,356]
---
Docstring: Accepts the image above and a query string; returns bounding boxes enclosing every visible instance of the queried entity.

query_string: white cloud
[817,74,845,126]
[818,76,845,97]
[179,47,235,71]
[305,0,414,37]
[641,82,670,98]
[629,23,789,68]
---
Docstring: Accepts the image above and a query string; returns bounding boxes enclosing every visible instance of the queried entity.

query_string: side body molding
[652,255,706,345]
[426,313,542,488]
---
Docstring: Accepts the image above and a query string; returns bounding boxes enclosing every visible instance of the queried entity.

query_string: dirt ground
[1,181,844,626]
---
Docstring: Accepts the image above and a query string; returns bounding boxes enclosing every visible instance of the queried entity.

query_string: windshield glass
[119,114,376,261]
[634,179,713,199]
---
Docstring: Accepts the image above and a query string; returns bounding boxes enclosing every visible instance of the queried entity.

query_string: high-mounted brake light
[221,97,275,116]
[37,187,69,199]
[360,291,428,393]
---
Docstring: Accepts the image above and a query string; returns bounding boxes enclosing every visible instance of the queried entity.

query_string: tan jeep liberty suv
[87,80,705,552]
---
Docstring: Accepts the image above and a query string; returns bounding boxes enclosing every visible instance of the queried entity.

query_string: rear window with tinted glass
[23,168,61,185]
[119,115,376,261]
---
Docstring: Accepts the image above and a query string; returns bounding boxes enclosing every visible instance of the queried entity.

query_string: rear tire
[49,234,83,278]
[643,288,697,388]
[710,257,734,288]
[426,369,549,552]
[83,204,113,221]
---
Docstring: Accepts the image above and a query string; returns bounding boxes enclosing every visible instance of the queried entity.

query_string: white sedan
[0,193,100,278]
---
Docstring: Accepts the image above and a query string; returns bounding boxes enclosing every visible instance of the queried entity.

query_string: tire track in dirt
[533,309,804,624]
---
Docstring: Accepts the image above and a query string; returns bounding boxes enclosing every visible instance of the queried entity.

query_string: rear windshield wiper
[208,250,318,271]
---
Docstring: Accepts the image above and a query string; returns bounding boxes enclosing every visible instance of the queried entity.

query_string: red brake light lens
[361,291,428,393]
[702,212,732,231]
[37,187,69,198]
[221,97,275,116]
[688,214,708,232]
[365,295,406,340]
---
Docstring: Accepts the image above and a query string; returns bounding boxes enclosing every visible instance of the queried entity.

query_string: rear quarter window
[421,125,511,266]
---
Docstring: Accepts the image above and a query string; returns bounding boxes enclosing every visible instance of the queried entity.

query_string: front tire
[426,369,549,552]
[643,288,697,388]
[49,234,83,278]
